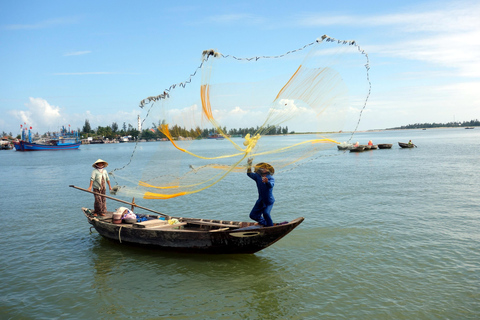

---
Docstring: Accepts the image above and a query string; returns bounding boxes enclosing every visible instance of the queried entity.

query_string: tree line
[392,119,479,130]
[81,119,291,140]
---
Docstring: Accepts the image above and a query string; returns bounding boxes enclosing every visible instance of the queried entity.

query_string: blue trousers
[249,200,274,227]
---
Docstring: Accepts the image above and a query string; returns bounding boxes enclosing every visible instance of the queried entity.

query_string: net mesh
[110,35,371,199]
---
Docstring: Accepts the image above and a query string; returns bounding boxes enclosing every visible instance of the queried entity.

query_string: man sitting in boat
[246,158,275,227]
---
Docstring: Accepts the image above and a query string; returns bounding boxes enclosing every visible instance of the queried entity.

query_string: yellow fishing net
[111,35,371,199]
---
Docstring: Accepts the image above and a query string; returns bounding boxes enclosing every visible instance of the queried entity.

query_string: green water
[1,128,479,319]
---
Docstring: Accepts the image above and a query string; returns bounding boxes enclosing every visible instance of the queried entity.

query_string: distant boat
[14,125,80,151]
[350,146,365,152]
[207,133,225,139]
[14,140,81,151]
[465,127,474,129]
[377,144,392,149]
[398,142,416,148]
[0,140,13,150]
[89,139,105,144]
[337,142,354,150]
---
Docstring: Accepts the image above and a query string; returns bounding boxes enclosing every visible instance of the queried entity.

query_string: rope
[118,226,122,243]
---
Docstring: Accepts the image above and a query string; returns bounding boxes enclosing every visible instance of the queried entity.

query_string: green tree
[97,126,115,139]
[82,119,92,134]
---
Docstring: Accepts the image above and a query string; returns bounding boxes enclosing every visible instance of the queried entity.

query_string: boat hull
[398,142,415,148]
[14,141,81,151]
[350,146,365,152]
[82,208,304,254]
[337,143,354,150]
[377,144,392,149]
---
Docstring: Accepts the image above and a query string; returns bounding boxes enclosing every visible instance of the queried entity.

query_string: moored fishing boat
[350,146,365,152]
[377,144,392,149]
[0,139,13,150]
[337,142,354,150]
[14,140,81,151]
[14,125,80,151]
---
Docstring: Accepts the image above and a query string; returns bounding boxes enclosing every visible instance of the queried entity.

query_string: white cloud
[295,1,480,128]
[9,98,63,131]
[53,72,116,75]
[207,13,264,25]
[3,17,79,30]
[298,1,480,78]
[298,1,480,31]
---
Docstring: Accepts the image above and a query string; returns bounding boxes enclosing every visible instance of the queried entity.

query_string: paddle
[69,185,171,218]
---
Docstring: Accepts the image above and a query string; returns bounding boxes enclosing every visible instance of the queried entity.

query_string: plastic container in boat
[112,212,122,224]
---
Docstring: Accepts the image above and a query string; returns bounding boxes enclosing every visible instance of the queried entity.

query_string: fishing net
[110,35,371,199]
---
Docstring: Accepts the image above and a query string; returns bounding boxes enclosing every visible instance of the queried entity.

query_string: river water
[1,128,479,319]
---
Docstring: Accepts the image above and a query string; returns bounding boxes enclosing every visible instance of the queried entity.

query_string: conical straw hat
[92,159,108,168]
[254,162,275,175]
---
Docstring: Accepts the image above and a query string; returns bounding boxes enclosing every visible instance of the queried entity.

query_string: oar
[69,185,171,218]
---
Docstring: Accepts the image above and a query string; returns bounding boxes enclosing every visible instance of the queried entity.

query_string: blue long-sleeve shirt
[247,172,275,205]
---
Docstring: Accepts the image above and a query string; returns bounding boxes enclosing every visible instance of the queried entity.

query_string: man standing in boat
[246,158,275,227]
[88,159,112,216]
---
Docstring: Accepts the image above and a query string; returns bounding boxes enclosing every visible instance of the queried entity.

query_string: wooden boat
[398,142,416,148]
[377,144,392,149]
[349,146,365,152]
[81,208,304,254]
[71,186,304,254]
[363,144,378,150]
[337,142,354,150]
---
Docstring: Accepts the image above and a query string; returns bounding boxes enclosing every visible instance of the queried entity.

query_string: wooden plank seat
[186,220,239,228]
[148,222,187,229]
[133,219,169,228]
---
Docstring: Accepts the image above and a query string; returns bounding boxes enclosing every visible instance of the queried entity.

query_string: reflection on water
[89,241,296,319]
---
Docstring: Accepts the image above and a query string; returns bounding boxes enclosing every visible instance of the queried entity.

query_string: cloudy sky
[1,0,479,135]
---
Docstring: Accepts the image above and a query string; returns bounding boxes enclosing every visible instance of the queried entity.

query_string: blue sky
[1,0,479,135]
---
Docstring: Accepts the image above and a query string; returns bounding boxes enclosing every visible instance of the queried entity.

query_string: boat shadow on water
[88,240,297,318]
